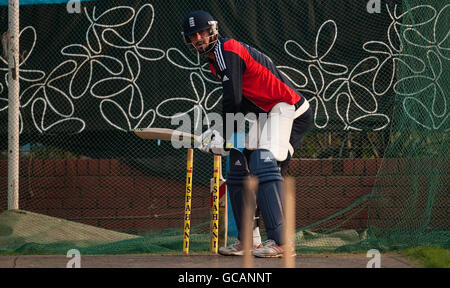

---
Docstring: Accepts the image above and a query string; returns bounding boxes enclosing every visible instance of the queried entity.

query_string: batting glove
[199,128,230,156]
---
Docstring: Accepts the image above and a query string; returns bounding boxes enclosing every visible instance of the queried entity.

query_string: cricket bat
[211,155,228,249]
[134,128,201,143]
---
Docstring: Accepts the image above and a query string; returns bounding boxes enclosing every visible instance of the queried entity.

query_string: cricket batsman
[182,10,312,257]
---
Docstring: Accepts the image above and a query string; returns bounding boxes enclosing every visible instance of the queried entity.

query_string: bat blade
[134,128,200,143]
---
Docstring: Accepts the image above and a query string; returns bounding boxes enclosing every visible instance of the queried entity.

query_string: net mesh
[0,0,448,255]
[363,0,450,251]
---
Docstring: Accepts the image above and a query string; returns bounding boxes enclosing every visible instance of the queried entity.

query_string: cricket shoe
[218,240,263,256]
[252,239,296,258]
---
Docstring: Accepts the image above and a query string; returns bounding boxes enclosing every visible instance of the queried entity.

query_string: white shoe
[252,239,295,258]
[219,240,263,256]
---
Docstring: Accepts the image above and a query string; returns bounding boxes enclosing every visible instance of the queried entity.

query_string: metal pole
[7,0,20,210]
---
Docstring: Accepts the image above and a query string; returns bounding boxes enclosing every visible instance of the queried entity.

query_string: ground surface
[0,252,419,268]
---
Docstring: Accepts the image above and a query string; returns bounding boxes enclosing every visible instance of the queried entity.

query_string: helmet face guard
[182,11,219,55]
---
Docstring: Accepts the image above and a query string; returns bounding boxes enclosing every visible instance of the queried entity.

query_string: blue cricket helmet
[182,10,218,54]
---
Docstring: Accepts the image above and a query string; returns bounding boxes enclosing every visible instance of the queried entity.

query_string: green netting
[0,0,448,255]
[363,0,450,251]
[0,210,366,254]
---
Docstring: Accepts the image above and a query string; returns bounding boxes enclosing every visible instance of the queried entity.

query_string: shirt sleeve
[220,48,246,140]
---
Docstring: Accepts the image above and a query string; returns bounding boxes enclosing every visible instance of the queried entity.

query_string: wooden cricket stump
[282,177,296,268]
[242,176,258,268]
[210,157,228,249]
[210,155,221,254]
[183,149,194,254]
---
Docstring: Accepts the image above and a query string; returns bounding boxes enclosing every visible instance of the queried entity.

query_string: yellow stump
[183,148,194,254]
[211,155,220,254]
